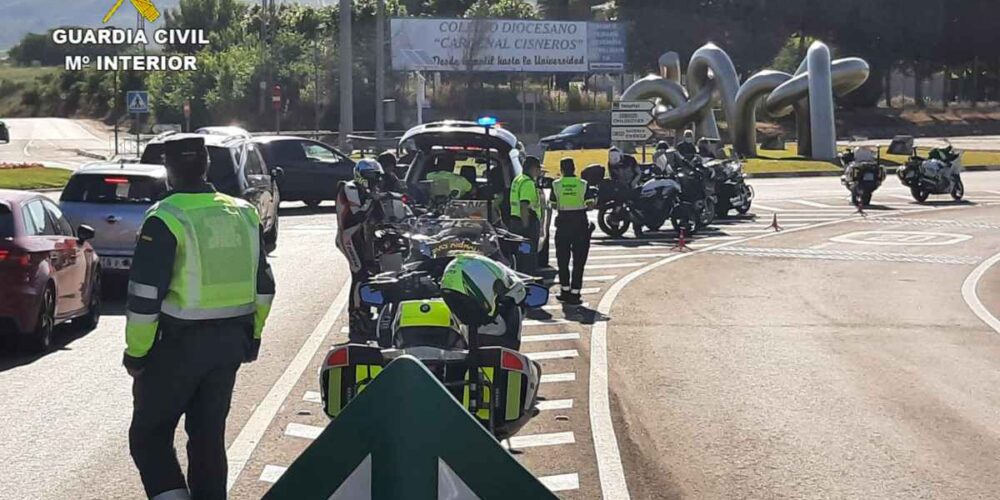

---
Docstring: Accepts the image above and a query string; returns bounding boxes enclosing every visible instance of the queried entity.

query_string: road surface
[2,170,1000,499]
[0,118,112,168]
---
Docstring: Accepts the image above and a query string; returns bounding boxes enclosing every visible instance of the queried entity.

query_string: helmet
[656,141,670,151]
[608,146,622,166]
[441,254,509,327]
[354,159,385,189]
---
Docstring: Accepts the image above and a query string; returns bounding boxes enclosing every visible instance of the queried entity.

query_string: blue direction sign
[126,91,150,114]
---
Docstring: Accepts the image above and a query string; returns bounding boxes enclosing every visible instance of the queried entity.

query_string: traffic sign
[611,126,654,142]
[265,355,555,499]
[126,91,149,114]
[611,110,654,127]
[272,85,282,111]
[612,100,656,112]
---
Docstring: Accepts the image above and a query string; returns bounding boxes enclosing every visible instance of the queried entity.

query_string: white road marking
[284,422,324,440]
[747,203,784,212]
[830,230,972,246]
[539,473,580,492]
[587,253,672,261]
[523,318,572,326]
[526,349,579,361]
[502,431,575,449]
[542,302,590,311]
[259,465,287,483]
[522,332,580,343]
[586,262,644,270]
[962,250,1000,335]
[303,391,322,404]
[712,246,981,265]
[226,283,351,491]
[537,399,574,411]
[788,199,837,208]
[583,275,617,281]
[340,326,349,334]
[586,202,975,500]
[809,242,835,250]
[550,286,601,295]
[541,372,576,384]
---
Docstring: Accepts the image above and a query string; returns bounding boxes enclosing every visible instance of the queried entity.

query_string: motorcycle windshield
[405,217,500,261]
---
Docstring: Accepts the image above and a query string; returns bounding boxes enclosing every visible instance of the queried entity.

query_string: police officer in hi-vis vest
[549,158,596,305]
[124,136,275,500]
[509,155,543,274]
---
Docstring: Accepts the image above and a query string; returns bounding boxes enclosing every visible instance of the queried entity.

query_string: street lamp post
[338,0,353,151]
[375,0,386,153]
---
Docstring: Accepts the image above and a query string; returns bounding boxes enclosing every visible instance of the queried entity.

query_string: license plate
[100,256,132,270]
[862,172,875,181]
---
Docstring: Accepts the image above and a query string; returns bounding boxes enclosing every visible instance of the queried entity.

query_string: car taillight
[501,350,525,372]
[326,347,349,368]
[104,177,129,184]
[0,249,30,266]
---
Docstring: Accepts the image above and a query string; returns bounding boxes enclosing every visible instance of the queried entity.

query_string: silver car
[59,163,167,274]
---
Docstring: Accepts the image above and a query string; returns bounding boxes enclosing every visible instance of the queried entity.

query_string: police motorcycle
[669,151,718,234]
[368,190,417,273]
[320,216,547,439]
[897,145,965,202]
[595,158,681,239]
[706,158,753,216]
[839,146,885,207]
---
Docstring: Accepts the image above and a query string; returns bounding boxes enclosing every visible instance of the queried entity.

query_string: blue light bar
[476,116,498,127]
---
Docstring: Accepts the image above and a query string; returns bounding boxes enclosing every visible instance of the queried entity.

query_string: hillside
[0,0,182,48]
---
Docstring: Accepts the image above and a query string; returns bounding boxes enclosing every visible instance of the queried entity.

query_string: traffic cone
[672,227,691,252]
[768,213,783,232]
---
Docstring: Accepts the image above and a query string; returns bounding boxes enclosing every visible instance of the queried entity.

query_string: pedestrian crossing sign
[127,91,149,114]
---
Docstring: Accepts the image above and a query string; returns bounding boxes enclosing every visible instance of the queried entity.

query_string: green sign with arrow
[264,355,556,499]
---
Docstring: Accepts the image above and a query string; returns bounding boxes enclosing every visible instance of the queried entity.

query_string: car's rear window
[0,204,14,238]
[61,174,167,204]
[140,143,165,165]
[208,146,241,196]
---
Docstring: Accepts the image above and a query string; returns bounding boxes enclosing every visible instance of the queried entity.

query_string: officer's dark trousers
[555,212,592,294]
[510,215,539,275]
[130,322,249,500]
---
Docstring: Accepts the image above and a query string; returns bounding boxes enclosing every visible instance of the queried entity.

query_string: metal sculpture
[622,41,870,160]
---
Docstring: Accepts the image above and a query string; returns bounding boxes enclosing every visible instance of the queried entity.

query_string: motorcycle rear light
[0,250,30,266]
[326,347,349,368]
[501,350,525,372]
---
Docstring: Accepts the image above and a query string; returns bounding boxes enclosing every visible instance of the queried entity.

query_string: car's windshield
[0,204,14,238]
[560,124,584,135]
[61,174,167,204]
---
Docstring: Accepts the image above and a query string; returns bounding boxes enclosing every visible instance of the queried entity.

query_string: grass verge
[0,166,72,190]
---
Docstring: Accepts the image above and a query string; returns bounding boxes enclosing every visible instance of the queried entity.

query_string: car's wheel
[25,284,56,353]
[950,176,964,201]
[911,186,929,203]
[304,199,322,209]
[74,271,101,332]
[264,213,279,254]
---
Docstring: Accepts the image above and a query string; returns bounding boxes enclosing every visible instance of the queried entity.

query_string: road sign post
[272,84,282,134]
[611,100,656,153]
[127,91,150,157]
[183,99,191,133]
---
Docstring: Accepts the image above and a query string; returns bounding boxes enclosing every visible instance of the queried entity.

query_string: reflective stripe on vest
[148,193,260,321]
[553,177,588,211]
[509,174,539,218]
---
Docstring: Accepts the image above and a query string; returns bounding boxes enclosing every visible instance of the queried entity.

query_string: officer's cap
[165,137,208,163]
[560,157,576,172]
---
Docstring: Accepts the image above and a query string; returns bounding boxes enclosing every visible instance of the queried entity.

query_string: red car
[0,190,101,352]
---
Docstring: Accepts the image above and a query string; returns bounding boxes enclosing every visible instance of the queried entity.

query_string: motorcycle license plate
[100,256,132,270]
[862,172,875,181]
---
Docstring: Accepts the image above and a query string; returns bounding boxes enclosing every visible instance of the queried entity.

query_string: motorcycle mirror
[359,284,385,307]
[523,283,550,309]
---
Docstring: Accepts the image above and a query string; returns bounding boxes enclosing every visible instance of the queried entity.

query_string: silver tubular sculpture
[622,41,870,160]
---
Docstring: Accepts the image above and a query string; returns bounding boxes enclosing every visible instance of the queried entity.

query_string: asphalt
[0,118,112,169]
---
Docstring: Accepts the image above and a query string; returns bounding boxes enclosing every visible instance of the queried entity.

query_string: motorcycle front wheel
[911,186,930,203]
[736,184,754,214]
[598,205,631,238]
[696,199,716,230]
[951,176,964,201]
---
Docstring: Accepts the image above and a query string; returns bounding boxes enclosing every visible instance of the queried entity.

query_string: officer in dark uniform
[124,136,275,500]
[549,158,595,305]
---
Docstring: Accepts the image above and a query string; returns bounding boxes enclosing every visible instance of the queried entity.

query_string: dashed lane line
[586,262,644,270]
[284,422,324,440]
[522,332,581,343]
[711,246,982,265]
[523,318,572,326]
[540,473,581,492]
[502,431,575,450]
[582,275,618,281]
[540,372,576,384]
[587,253,672,261]
[537,399,574,411]
[542,302,590,311]
[303,391,321,404]
[788,199,837,208]
[526,350,579,361]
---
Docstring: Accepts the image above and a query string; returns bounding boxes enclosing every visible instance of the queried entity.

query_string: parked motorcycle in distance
[840,146,885,207]
[897,145,964,202]
[671,154,717,234]
[706,158,754,217]
[595,162,680,238]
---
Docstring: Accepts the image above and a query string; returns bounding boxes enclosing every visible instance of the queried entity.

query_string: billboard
[391,18,626,73]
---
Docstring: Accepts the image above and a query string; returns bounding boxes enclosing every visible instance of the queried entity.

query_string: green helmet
[441,254,510,326]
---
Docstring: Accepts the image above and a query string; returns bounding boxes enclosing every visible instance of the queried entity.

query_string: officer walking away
[336,159,386,340]
[549,158,596,305]
[124,137,275,500]
[509,155,543,274]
